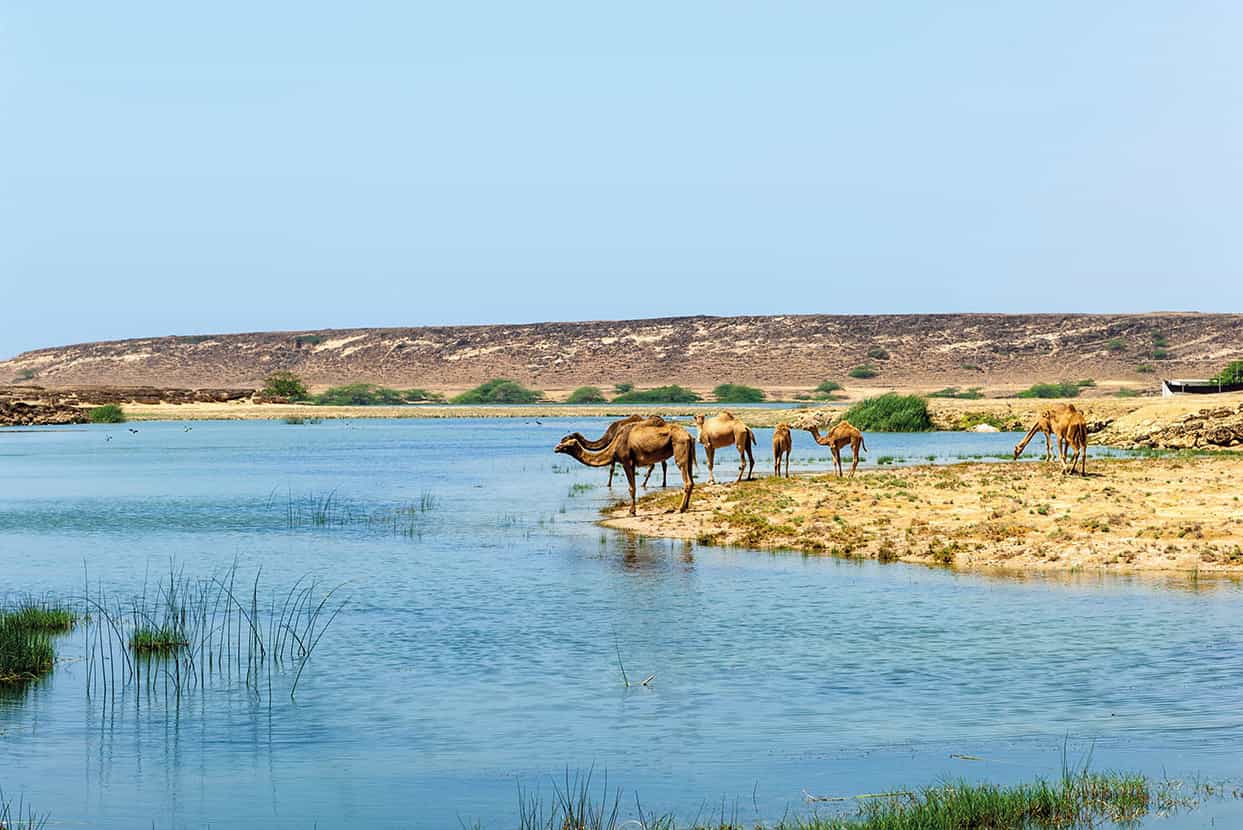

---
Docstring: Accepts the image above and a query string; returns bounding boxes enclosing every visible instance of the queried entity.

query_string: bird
[183,425,192,432]
[105,434,112,442]
[128,428,138,434]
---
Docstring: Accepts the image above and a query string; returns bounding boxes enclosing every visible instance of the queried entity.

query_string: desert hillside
[3,313,1240,394]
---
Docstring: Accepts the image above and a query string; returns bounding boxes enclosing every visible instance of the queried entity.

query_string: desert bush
[712,383,765,403]
[1213,360,1243,384]
[867,346,891,361]
[845,393,932,431]
[1136,363,1155,374]
[262,371,308,400]
[1106,337,1127,353]
[849,365,878,379]
[1016,381,1082,399]
[929,387,984,399]
[815,380,843,394]
[313,384,406,406]
[88,404,126,424]
[611,385,701,403]
[566,386,608,404]
[451,379,543,404]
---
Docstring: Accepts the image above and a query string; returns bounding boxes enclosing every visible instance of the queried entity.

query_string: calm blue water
[1,419,1241,828]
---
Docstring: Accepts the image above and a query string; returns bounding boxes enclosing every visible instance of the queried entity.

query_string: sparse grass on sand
[605,455,1243,573]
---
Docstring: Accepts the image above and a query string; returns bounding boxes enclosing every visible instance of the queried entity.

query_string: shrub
[849,365,878,379]
[314,384,406,406]
[88,404,125,424]
[403,388,443,402]
[929,387,984,399]
[1076,378,1096,388]
[611,385,702,403]
[1152,332,1169,348]
[1116,388,1141,398]
[1213,360,1243,384]
[712,383,765,403]
[1016,381,1082,399]
[1136,363,1155,374]
[1151,348,1171,360]
[961,362,982,371]
[566,386,608,404]
[293,334,325,347]
[867,347,890,361]
[262,371,308,400]
[15,368,36,381]
[1106,337,1128,353]
[613,383,634,394]
[845,393,932,431]
[815,380,843,394]
[451,379,544,404]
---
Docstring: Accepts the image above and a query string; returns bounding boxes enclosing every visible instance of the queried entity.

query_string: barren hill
[3,313,1240,395]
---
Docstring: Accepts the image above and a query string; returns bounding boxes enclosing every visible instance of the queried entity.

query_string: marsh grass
[269,488,437,535]
[0,615,55,684]
[88,404,125,424]
[82,563,345,704]
[0,791,47,830]
[845,394,932,432]
[3,599,76,632]
[503,763,1164,830]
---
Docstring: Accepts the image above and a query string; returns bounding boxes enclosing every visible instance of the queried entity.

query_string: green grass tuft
[129,626,189,656]
[845,394,932,432]
[0,614,56,684]
[849,365,879,379]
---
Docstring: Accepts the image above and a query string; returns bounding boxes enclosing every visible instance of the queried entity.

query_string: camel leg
[1044,431,1054,463]
[704,445,716,484]
[832,446,842,477]
[784,452,790,478]
[608,461,616,487]
[676,445,694,513]
[849,438,861,476]
[662,460,667,488]
[624,461,639,516]
[642,465,654,488]
[734,438,747,484]
[774,451,780,478]
[745,435,755,481]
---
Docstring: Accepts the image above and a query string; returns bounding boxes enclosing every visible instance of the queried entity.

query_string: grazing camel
[554,421,696,516]
[806,421,867,477]
[692,411,757,484]
[772,423,792,478]
[559,415,667,487]
[1053,406,1089,476]
[1012,403,1075,462]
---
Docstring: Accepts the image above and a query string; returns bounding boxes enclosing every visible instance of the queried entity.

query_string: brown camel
[554,421,696,516]
[692,411,757,484]
[772,423,792,478]
[806,421,867,477]
[1012,403,1075,462]
[1053,406,1089,476]
[559,415,667,487]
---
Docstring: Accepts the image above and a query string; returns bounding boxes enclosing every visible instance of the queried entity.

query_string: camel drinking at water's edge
[772,423,792,478]
[805,421,866,477]
[558,415,667,488]
[1013,404,1088,475]
[693,411,757,484]
[554,419,696,516]
[1012,403,1075,463]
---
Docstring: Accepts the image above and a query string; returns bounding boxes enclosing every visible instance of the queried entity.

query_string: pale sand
[602,456,1243,575]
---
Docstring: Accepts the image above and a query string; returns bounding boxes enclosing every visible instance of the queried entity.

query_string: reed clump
[129,625,189,656]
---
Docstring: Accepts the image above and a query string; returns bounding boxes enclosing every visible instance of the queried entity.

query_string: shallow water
[1,420,1241,828]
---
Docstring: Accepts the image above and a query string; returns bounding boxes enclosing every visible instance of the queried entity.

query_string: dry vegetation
[604,456,1243,574]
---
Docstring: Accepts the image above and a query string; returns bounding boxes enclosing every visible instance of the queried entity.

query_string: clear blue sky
[2,3,1240,358]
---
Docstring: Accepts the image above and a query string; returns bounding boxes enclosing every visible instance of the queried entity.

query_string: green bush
[1116,388,1141,398]
[712,383,765,403]
[402,388,443,402]
[313,384,406,406]
[15,368,36,381]
[451,379,544,404]
[1136,363,1155,374]
[88,404,126,424]
[845,393,932,431]
[613,383,634,394]
[1016,381,1082,399]
[849,365,878,379]
[815,380,843,394]
[566,386,608,404]
[1213,360,1243,384]
[1151,348,1171,360]
[262,371,308,400]
[1076,378,1095,388]
[1106,337,1128,353]
[929,387,984,399]
[1152,332,1169,348]
[867,347,891,361]
[960,362,982,372]
[611,385,702,403]
[293,334,325,347]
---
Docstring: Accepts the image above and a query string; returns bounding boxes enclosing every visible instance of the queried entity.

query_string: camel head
[692,413,706,428]
[1012,443,1023,460]
[553,436,580,455]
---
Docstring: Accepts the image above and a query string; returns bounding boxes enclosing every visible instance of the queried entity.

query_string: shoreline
[601,455,1243,575]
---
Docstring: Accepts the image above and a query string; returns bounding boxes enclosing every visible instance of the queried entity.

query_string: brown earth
[2,312,1239,397]
[603,456,1243,574]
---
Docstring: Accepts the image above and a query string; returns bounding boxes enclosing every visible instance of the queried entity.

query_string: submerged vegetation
[845,394,932,432]
[452,378,544,404]
[87,404,125,424]
[0,599,75,684]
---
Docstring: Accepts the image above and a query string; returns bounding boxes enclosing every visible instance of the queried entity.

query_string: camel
[1053,406,1089,476]
[806,421,867,477]
[692,411,757,484]
[1012,403,1075,462]
[554,420,696,516]
[772,423,792,478]
[559,415,667,487]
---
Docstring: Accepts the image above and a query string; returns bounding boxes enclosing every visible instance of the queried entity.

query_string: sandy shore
[602,455,1243,574]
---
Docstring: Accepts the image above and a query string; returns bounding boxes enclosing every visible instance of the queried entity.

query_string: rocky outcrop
[1101,402,1243,449]
[0,399,88,426]
[0,385,258,426]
